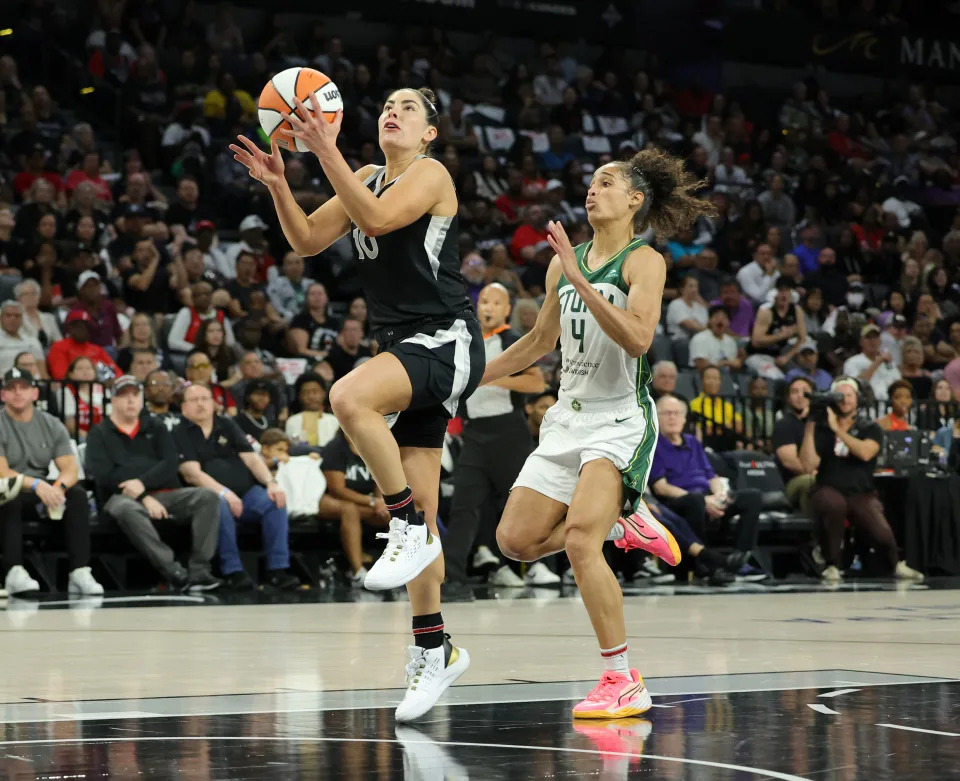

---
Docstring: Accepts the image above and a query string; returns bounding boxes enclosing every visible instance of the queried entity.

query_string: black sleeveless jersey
[751,301,799,356]
[352,163,472,329]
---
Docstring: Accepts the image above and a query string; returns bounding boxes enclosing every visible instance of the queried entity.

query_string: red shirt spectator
[47,310,121,380]
[13,171,64,198]
[65,155,113,202]
[509,204,549,264]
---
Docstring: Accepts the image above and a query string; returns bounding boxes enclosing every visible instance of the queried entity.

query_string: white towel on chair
[276,456,327,519]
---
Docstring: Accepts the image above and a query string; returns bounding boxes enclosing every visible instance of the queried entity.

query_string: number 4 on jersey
[352,226,379,260]
[571,317,585,352]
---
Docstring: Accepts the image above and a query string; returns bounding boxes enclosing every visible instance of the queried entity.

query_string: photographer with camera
[799,377,924,583]
[772,376,816,514]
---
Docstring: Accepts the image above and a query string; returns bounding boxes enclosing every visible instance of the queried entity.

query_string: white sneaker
[471,544,500,572]
[0,474,23,506]
[638,556,676,584]
[489,565,524,587]
[364,519,442,591]
[895,560,924,581]
[524,561,561,586]
[350,566,368,589]
[821,565,842,583]
[5,565,39,596]
[68,566,105,596]
[395,642,470,723]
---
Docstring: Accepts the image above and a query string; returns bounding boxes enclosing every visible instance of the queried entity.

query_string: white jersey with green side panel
[556,238,653,406]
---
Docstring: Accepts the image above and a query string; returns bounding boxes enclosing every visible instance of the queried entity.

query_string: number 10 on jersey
[353,226,379,260]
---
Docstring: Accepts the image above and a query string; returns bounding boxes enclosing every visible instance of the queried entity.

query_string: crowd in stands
[0,1,958,594]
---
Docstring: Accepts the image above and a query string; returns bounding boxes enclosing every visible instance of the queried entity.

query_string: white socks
[601,642,630,675]
[605,522,625,542]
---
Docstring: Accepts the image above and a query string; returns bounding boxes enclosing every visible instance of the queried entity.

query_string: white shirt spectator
[881,330,905,366]
[0,329,45,374]
[268,275,316,323]
[533,74,567,107]
[285,412,340,448]
[842,352,901,401]
[166,306,236,353]
[713,163,753,197]
[737,261,779,306]
[688,329,739,368]
[666,298,708,339]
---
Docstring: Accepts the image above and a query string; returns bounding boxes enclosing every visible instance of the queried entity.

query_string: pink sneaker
[571,669,652,719]
[614,500,682,566]
[572,718,652,761]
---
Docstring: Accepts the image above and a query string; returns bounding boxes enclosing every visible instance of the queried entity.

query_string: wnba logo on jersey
[352,226,379,260]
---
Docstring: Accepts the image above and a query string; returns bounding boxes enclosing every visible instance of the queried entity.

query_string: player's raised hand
[284,97,343,160]
[546,220,582,283]
[229,135,285,188]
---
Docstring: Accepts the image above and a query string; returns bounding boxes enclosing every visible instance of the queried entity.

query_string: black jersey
[751,301,799,357]
[353,162,472,329]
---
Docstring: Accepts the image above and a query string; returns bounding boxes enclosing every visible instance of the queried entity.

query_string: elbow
[627,336,652,359]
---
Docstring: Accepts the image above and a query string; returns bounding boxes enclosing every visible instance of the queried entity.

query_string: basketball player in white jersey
[482,148,716,719]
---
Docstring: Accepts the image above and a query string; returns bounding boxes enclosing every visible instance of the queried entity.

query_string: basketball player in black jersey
[230,86,484,722]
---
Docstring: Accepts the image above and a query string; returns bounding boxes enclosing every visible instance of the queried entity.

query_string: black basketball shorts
[382,316,485,448]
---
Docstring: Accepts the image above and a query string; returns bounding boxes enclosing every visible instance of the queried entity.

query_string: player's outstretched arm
[481,259,562,387]
[546,221,664,358]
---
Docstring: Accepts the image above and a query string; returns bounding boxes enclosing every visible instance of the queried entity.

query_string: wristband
[31,478,40,492]
[136,490,149,502]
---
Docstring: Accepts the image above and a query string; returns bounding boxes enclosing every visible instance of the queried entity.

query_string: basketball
[257,67,343,152]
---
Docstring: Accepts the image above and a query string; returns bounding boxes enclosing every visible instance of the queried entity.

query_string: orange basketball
[258,67,343,152]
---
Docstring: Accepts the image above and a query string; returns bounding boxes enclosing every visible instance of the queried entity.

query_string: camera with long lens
[805,390,844,424]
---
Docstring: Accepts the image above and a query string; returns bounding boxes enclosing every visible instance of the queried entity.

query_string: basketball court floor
[2,580,959,780]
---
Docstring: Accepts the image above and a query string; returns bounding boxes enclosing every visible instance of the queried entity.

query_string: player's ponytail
[620,148,716,239]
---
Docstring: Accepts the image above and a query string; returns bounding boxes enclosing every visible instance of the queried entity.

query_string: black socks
[412,612,444,650]
[384,486,421,524]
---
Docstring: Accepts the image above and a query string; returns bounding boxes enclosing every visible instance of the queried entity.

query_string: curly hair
[618,148,717,239]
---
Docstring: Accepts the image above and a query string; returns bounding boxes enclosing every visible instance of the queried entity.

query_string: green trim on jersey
[558,238,647,296]
[622,391,657,501]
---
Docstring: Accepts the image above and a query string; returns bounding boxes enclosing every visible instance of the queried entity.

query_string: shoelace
[375,524,407,561]
[404,649,427,690]
[584,672,624,703]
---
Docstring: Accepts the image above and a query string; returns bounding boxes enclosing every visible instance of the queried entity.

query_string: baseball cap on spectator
[195,220,216,232]
[861,323,881,337]
[77,270,100,288]
[65,309,93,326]
[798,341,817,354]
[545,179,564,192]
[3,367,35,388]
[112,375,141,394]
[892,314,908,329]
[245,378,273,399]
[239,215,268,232]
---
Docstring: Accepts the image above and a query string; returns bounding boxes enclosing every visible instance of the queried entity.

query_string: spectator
[184,349,236,416]
[758,174,796,236]
[748,278,807,380]
[143,368,180,431]
[14,143,64,198]
[175,383,299,591]
[225,216,275,283]
[13,351,59,416]
[524,390,557,441]
[117,311,170,373]
[509,204,549,264]
[737,243,780,306]
[285,372,339,449]
[801,287,825,336]
[236,378,280,442]
[689,248,723,303]
[898,335,932,400]
[785,342,832,391]
[800,377,923,583]
[650,395,763,576]
[877,379,914,431]
[127,348,160,383]
[64,150,112,202]
[62,356,105,441]
[47,310,121,381]
[650,361,685,403]
[72,271,123,350]
[0,367,103,596]
[688,305,745,372]
[226,251,268,318]
[666,276,708,339]
[121,237,183,315]
[689,365,742,452]
[203,72,256,129]
[804,247,848,310]
[881,313,909,367]
[288,283,340,361]
[327,318,372,381]
[195,319,238,385]
[711,278,754,338]
[85,375,221,591]
[0,300,45,375]
[231,351,286,421]
[167,281,235,353]
[15,279,60,350]
[267,252,315,323]
[316,430,392,586]
[843,323,901,402]
[772,377,816,514]
[165,176,211,233]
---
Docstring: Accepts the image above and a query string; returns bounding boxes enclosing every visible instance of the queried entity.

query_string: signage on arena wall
[725,12,960,79]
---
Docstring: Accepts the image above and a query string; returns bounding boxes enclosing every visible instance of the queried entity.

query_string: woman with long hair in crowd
[62,355,105,441]
[117,311,169,373]
[194,318,238,385]
[15,279,60,351]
